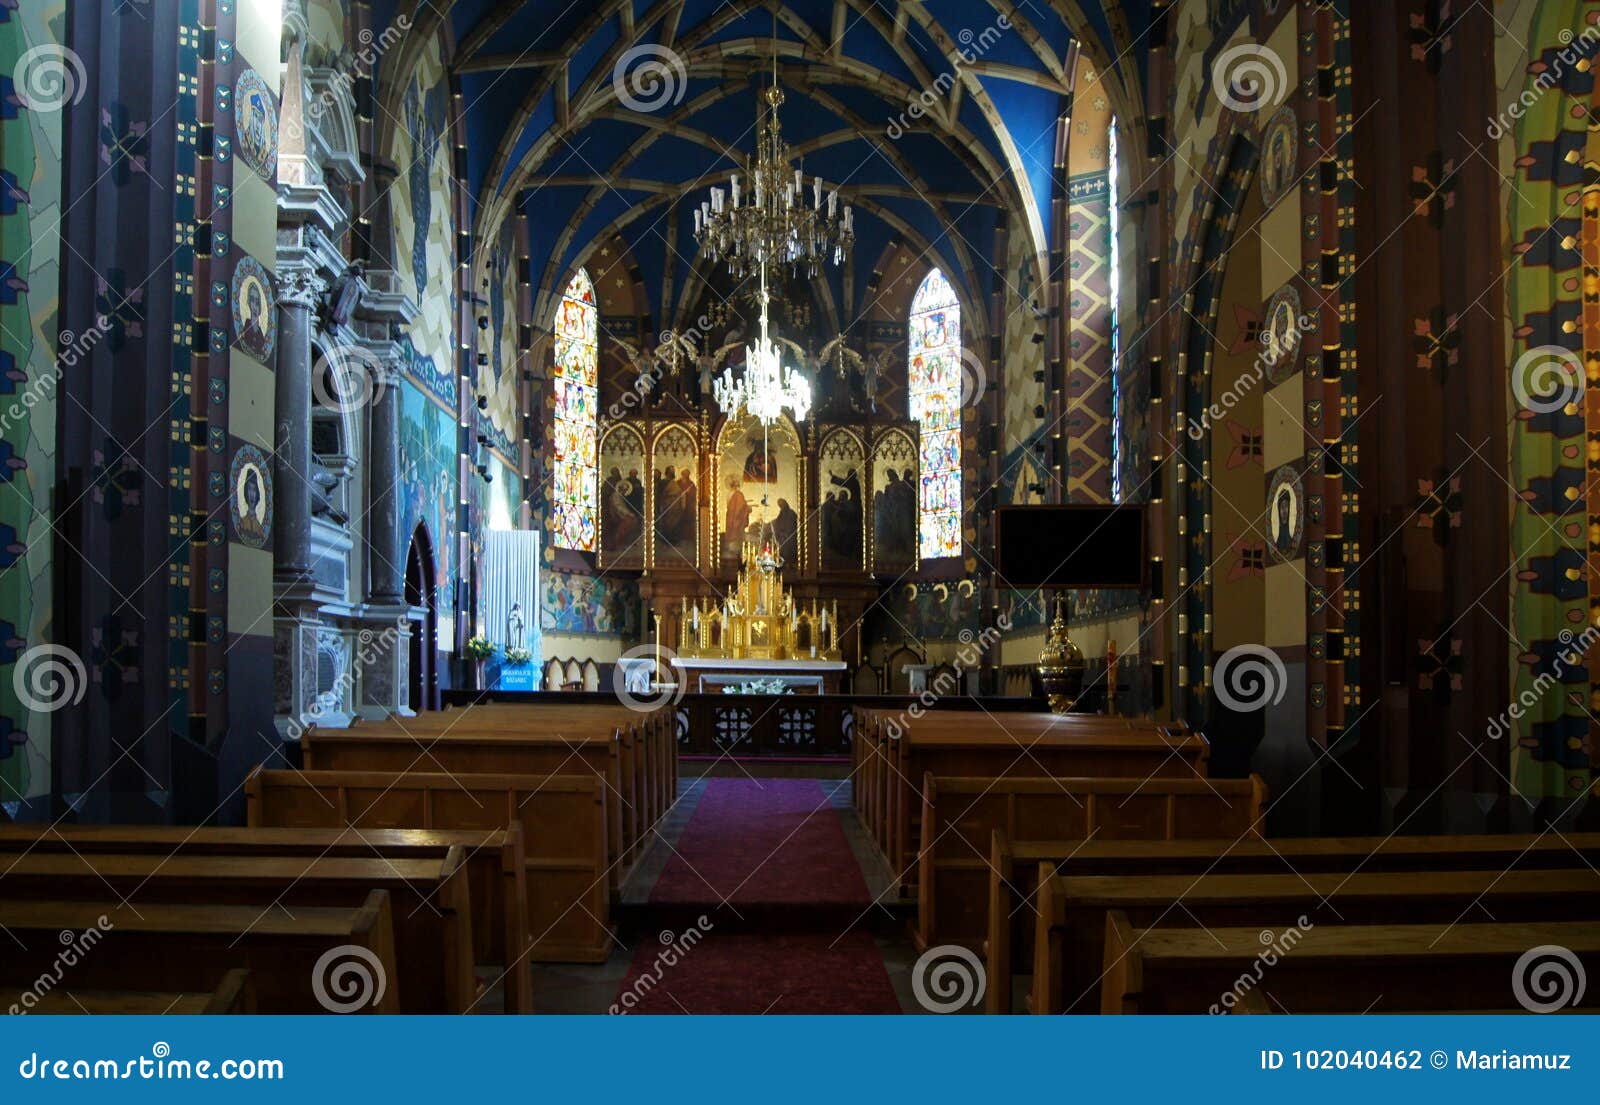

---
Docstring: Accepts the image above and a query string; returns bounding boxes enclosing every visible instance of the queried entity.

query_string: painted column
[367,364,404,603]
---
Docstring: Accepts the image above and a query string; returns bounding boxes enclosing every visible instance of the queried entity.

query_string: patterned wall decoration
[1503,0,1598,802]
[0,0,65,804]
[892,579,982,642]
[1065,175,1115,503]
[476,214,521,458]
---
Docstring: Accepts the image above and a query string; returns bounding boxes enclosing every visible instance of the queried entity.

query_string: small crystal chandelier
[692,16,853,279]
[712,262,811,427]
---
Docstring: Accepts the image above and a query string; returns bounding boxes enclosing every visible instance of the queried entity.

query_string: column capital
[277,266,328,309]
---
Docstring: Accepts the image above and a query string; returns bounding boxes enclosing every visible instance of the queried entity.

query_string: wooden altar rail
[441,689,1051,761]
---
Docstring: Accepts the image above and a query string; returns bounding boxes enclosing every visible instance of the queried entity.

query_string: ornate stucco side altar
[666,540,846,693]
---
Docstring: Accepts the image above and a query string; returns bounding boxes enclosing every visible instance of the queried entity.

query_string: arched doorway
[405,524,439,711]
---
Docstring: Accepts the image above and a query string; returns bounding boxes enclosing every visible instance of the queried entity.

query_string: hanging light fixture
[693,12,853,279]
[712,261,811,428]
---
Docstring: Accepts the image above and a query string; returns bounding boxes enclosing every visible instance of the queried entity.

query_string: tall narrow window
[552,268,598,551]
[908,268,962,559]
[1108,118,1123,504]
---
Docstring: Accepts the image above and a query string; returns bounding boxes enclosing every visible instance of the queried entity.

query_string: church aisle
[610,778,905,1014]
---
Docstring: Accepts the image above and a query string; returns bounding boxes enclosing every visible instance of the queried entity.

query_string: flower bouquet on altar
[504,645,535,667]
[722,677,793,695]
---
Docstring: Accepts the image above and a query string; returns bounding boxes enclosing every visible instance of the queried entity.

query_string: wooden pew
[1032,867,1600,1013]
[986,830,1600,1013]
[2,968,255,1015]
[1102,914,1600,1014]
[917,773,1265,951]
[247,766,611,964]
[0,823,530,1014]
[851,708,1209,891]
[348,702,677,851]
[306,706,669,888]
[0,851,473,1013]
[0,894,398,1013]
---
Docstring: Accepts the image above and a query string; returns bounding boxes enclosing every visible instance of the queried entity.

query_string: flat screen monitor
[992,505,1147,589]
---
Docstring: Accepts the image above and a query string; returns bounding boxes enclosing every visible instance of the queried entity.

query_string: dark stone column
[273,270,324,586]
[367,365,403,603]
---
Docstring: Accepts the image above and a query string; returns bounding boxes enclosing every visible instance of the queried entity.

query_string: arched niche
[598,423,647,570]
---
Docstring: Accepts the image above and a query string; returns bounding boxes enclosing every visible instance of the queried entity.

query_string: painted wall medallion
[230,443,274,549]
[234,68,279,183]
[231,256,276,363]
[1259,105,1298,208]
[1261,283,1304,385]
[1266,464,1304,563]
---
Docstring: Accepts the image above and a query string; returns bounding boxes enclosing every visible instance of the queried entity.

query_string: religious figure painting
[599,425,646,569]
[717,415,800,569]
[1259,105,1297,208]
[230,255,276,364]
[1267,464,1304,562]
[652,427,698,567]
[820,431,866,571]
[1262,283,1305,384]
[228,443,273,549]
[233,68,279,183]
[871,430,917,572]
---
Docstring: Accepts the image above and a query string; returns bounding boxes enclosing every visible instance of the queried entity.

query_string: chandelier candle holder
[693,28,853,279]
[712,262,812,429]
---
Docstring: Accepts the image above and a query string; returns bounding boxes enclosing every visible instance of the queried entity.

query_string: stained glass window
[908,268,962,559]
[552,268,598,551]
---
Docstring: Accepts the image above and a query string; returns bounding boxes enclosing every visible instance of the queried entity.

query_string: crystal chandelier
[692,23,853,279]
[712,262,811,428]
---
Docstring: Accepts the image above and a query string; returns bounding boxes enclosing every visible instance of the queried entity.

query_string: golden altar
[674,540,841,661]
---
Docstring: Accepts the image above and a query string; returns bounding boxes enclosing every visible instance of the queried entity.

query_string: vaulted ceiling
[382,1,1153,333]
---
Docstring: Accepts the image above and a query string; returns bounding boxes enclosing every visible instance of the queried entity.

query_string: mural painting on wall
[477,216,520,456]
[871,430,917,572]
[233,68,279,184]
[599,426,646,569]
[819,430,866,571]
[900,579,981,641]
[399,383,457,645]
[542,570,640,638]
[1267,464,1304,563]
[653,426,699,568]
[228,444,273,549]
[0,2,66,802]
[230,255,276,363]
[390,30,457,407]
[717,415,800,569]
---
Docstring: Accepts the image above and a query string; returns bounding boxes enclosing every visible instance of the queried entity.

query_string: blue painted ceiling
[390,2,1152,330]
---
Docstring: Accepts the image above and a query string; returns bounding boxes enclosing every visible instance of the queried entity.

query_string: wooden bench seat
[0,823,530,1013]
[986,830,1600,1012]
[247,766,611,964]
[1033,867,1600,1013]
[305,713,666,889]
[916,773,1265,952]
[1,968,254,1015]
[0,895,397,1013]
[0,851,472,1013]
[1103,915,1600,1014]
[851,708,1208,891]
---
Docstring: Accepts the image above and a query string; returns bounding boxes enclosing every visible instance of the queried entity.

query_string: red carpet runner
[614,778,901,1014]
